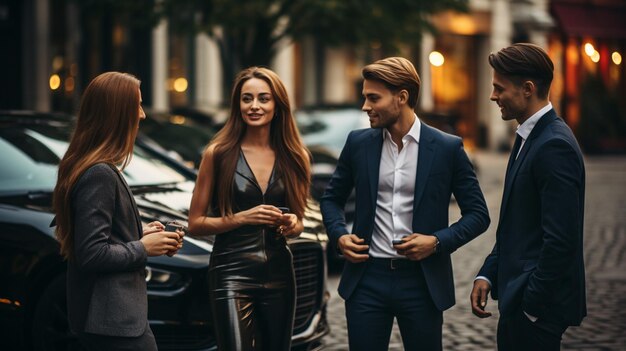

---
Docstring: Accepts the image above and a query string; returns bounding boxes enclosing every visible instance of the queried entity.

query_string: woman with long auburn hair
[53,72,182,350]
[188,67,311,350]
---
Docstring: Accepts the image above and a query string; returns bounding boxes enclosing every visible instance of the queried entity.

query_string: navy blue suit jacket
[321,121,490,311]
[478,109,587,326]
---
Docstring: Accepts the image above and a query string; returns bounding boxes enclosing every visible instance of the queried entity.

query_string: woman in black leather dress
[188,67,311,351]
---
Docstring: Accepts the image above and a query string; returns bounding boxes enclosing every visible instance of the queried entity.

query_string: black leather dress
[208,150,296,351]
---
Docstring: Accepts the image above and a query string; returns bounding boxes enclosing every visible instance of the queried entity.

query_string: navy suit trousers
[496,305,566,351]
[345,259,442,351]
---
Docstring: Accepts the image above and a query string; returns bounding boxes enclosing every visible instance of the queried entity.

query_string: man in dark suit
[321,57,490,350]
[471,43,586,350]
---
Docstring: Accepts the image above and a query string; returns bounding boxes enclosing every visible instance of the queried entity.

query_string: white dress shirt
[369,116,421,258]
[515,102,553,159]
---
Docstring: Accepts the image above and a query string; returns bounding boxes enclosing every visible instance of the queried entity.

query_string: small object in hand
[164,221,184,232]
[392,239,404,246]
[277,206,290,214]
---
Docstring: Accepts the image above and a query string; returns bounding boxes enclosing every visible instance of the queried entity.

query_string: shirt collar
[382,114,421,144]
[517,102,552,140]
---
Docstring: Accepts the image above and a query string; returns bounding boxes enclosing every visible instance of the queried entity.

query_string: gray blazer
[67,163,148,337]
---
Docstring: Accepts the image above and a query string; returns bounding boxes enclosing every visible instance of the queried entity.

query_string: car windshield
[295,108,370,156]
[0,123,187,193]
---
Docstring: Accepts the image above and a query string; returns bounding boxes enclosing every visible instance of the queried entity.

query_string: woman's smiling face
[240,78,275,128]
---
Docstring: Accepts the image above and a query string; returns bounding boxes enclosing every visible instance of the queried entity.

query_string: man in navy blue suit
[471,43,586,350]
[320,57,490,350]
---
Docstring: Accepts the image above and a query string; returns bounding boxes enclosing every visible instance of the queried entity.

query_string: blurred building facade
[1,0,624,151]
[548,0,626,153]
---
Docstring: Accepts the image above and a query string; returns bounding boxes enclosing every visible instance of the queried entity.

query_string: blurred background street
[2,0,625,156]
[321,151,626,350]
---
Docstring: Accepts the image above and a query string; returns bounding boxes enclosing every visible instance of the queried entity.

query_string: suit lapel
[366,129,384,212]
[107,164,143,238]
[413,123,435,213]
[499,110,557,223]
[500,137,522,213]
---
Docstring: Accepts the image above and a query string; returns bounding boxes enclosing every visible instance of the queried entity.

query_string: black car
[140,110,219,169]
[0,111,329,351]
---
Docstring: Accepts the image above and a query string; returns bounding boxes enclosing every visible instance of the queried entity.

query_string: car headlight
[145,266,189,295]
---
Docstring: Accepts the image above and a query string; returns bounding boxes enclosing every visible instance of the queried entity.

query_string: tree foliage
[160,0,468,70]
[77,0,468,95]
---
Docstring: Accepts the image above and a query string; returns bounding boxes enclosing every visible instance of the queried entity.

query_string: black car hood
[0,188,211,266]
[131,181,196,217]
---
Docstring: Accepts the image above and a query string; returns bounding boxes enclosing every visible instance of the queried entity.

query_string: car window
[0,128,60,192]
[0,124,186,192]
[295,109,370,156]
[123,146,187,185]
[140,116,215,169]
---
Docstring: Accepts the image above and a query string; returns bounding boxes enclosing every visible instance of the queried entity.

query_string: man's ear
[523,80,535,98]
[398,89,409,105]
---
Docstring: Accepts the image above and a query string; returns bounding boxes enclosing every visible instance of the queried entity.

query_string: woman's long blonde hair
[53,72,141,260]
[211,67,311,219]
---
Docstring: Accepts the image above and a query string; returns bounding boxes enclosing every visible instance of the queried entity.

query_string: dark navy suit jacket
[321,121,490,311]
[478,109,587,326]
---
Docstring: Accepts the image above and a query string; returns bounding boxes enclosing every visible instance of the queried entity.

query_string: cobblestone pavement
[320,151,626,350]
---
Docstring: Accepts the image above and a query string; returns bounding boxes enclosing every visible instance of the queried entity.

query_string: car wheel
[31,274,84,351]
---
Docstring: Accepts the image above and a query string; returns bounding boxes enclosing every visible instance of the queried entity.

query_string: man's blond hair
[362,57,421,108]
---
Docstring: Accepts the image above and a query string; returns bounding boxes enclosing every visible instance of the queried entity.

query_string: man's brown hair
[362,57,421,109]
[488,43,554,99]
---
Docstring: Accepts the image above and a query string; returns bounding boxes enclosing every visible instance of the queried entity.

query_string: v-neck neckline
[239,149,276,195]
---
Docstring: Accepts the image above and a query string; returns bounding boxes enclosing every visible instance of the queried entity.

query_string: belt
[369,257,420,270]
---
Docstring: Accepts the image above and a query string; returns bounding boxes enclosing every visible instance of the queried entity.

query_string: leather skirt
[208,225,295,351]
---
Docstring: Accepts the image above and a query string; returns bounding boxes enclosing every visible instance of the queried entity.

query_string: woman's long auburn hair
[210,67,311,219]
[53,72,141,260]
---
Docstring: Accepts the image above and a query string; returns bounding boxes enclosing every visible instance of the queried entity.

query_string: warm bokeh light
[584,43,595,57]
[52,56,64,71]
[49,74,61,90]
[169,115,186,125]
[173,78,188,92]
[612,52,622,65]
[65,77,75,92]
[448,14,476,35]
[591,50,600,63]
[429,51,445,67]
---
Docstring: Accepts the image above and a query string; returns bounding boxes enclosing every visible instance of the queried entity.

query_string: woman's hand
[141,231,181,257]
[166,228,185,257]
[142,221,184,256]
[143,221,165,236]
[277,213,302,238]
[235,205,283,226]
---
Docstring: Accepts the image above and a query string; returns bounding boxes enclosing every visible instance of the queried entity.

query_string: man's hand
[337,234,369,263]
[471,279,492,318]
[393,233,437,261]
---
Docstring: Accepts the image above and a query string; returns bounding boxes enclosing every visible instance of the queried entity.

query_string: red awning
[551,2,626,39]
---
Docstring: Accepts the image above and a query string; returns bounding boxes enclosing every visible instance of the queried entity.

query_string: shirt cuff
[524,311,538,322]
[474,276,492,287]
